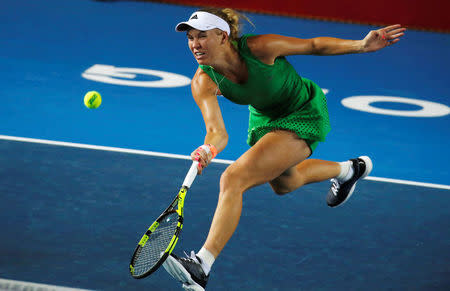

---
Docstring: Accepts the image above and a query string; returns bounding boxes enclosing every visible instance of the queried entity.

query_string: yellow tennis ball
[84,91,102,109]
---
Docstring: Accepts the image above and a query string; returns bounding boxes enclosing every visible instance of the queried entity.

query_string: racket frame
[129,161,197,279]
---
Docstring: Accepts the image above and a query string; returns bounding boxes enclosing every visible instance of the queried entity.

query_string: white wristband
[200,144,211,155]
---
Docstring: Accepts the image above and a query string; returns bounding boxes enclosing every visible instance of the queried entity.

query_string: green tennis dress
[199,34,331,152]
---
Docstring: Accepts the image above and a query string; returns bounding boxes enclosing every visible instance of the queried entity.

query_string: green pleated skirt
[247,78,331,152]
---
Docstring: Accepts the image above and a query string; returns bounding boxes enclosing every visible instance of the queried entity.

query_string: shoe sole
[163,256,205,291]
[182,284,205,291]
[339,156,373,206]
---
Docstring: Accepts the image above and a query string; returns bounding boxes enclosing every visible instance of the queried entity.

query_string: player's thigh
[221,130,311,191]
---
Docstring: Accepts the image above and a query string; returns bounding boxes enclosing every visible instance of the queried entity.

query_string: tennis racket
[129,160,199,279]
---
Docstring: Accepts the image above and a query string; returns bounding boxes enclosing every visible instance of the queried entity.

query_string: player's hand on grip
[191,144,218,174]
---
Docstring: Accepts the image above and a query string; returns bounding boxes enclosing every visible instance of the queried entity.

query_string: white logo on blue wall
[342,96,450,117]
[82,65,191,88]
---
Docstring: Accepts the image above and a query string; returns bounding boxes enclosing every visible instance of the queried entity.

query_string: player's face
[187,29,224,65]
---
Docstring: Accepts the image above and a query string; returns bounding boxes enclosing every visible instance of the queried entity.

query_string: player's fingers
[191,152,200,162]
[387,27,406,35]
[389,32,405,39]
[196,151,208,167]
[194,157,204,174]
[193,153,208,174]
[383,24,402,32]
[192,144,217,174]
[197,164,203,175]
[192,152,204,170]
[192,148,205,162]
[200,157,208,168]
[388,38,400,45]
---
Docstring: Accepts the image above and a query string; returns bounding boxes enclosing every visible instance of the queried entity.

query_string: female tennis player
[163,8,406,290]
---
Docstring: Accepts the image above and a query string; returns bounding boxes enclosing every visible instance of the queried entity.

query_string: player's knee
[219,163,249,194]
[220,166,241,191]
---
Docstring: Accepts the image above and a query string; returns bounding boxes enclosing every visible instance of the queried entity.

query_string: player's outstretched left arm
[248,24,406,60]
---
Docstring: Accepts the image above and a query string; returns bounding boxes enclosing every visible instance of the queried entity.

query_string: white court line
[0,278,92,291]
[0,134,449,190]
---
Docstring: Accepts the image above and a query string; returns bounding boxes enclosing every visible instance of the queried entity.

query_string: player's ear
[220,30,228,44]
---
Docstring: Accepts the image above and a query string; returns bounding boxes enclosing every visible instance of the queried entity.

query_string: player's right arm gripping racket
[129,161,199,279]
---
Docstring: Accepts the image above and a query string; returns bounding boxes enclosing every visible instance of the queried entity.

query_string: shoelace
[182,251,200,264]
[330,178,340,196]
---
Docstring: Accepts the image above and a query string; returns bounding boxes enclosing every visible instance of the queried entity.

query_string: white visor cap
[175,11,230,36]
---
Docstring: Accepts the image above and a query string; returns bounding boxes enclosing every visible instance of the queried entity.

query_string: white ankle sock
[336,161,354,182]
[196,247,215,275]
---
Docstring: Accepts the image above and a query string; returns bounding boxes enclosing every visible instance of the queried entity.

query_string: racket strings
[132,212,179,276]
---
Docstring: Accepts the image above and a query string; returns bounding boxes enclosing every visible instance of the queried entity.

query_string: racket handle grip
[182,161,199,188]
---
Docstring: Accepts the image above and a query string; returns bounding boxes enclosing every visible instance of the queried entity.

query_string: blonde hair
[198,8,254,41]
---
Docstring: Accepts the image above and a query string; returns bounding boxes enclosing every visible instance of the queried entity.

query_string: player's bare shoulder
[191,67,221,98]
[246,34,280,65]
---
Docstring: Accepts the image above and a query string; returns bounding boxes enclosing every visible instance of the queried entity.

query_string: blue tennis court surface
[0,0,449,290]
[0,139,449,290]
